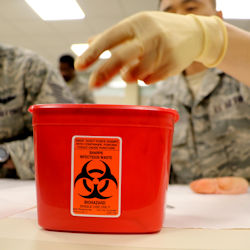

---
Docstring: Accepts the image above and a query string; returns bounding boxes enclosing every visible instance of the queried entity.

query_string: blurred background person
[59,54,94,104]
[0,43,75,179]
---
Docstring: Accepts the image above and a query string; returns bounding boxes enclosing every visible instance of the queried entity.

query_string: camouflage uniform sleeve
[24,53,75,106]
[2,52,75,179]
[2,137,34,179]
[22,53,75,130]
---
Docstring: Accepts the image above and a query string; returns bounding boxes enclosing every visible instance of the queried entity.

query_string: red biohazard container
[29,104,178,234]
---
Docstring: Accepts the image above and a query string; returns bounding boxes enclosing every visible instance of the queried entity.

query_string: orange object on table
[190,177,249,194]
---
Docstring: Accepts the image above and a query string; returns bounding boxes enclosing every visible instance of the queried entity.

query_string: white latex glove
[75,12,227,88]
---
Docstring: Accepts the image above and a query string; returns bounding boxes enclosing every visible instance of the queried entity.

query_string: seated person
[0,43,75,179]
[59,54,94,103]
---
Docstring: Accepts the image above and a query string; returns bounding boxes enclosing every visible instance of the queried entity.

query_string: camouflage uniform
[149,69,250,184]
[67,74,94,104]
[0,43,75,179]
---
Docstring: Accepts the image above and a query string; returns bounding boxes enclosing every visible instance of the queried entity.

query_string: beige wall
[93,81,157,106]
[94,84,140,105]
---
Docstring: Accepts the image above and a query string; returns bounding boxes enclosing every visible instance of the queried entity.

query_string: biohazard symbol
[74,160,118,199]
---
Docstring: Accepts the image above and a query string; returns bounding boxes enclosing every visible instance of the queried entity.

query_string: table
[1,179,250,250]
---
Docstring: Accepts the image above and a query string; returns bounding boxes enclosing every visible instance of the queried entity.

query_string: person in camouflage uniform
[148,0,250,184]
[59,54,94,104]
[149,69,250,184]
[0,43,75,179]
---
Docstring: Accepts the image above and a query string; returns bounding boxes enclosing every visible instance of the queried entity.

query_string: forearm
[218,23,250,87]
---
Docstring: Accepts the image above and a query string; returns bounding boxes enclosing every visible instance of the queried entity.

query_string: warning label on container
[71,136,122,217]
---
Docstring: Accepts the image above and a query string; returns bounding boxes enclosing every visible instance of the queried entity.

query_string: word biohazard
[84,200,106,205]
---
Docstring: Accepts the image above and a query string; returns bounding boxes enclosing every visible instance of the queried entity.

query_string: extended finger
[87,35,97,44]
[89,39,143,88]
[75,21,135,71]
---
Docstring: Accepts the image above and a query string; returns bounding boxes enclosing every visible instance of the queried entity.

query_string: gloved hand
[75,11,228,88]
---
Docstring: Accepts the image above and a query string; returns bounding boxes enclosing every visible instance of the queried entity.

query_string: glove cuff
[190,14,228,68]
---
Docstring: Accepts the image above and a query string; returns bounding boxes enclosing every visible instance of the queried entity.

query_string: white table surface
[1,179,250,250]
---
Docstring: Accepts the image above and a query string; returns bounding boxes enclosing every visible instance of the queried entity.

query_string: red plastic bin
[29,104,179,234]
